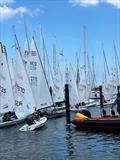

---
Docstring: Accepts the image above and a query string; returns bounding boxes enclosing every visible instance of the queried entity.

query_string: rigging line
[102,45,110,76]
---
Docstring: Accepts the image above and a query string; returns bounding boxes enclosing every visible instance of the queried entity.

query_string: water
[0,106,120,160]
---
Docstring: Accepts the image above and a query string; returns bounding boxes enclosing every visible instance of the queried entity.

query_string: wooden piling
[65,84,70,124]
[117,86,120,94]
[99,85,103,108]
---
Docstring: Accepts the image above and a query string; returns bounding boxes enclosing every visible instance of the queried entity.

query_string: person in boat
[2,111,11,122]
[111,93,120,115]
[33,111,40,121]
[10,111,18,119]
[26,115,35,125]
[102,95,107,103]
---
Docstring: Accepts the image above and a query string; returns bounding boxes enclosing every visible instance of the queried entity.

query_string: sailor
[2,112,11,122]
[102,95,107,103]
[111,93,120,115]
[26,115,34,125]
[10,111,18,119]
[33,111,40,121]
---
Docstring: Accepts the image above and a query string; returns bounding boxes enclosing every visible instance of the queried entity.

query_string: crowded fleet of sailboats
[0,24,119,131]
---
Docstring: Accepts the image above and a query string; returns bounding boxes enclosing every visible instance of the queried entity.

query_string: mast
[40,27,46,74]
[102,45,110,76]
[92,56,96,88]
[53,42,57,75]
[83,26,87,79]
[23,15,30,52]
[113,40,120,83]
[76,52,80,87]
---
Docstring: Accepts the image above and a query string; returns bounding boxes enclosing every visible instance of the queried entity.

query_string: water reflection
[65,125,77,159]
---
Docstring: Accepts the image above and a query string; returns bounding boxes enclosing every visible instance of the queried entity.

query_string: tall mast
[53,43,57,75]
[40,27,46,74]
[83,26,87,79]
[23,15,30,52]
[102,45,110,76]
[76,52,80,86]
[92,56,96,87]
[113,40,119,83]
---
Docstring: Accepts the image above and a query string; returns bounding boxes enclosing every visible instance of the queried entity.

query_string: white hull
[0,117,25,128]
[46,109,66,119]
[70,102,96,112]
[19,117,47,131]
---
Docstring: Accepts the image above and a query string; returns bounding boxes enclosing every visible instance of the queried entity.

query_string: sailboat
[12,34,48,131]
[0,42,26,128]
[102,47,118,107]
[22,36,65,118]
[65,64,86,112]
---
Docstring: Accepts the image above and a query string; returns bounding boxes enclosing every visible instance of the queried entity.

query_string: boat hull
[0,117,25,128]
[71,103,96,113]
[72,116,120,132]
[19,117,47,131]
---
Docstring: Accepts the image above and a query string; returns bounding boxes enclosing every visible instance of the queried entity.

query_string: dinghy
[0,43,27,128]
[0,115,25,128]
[23,37,65,117]
[19,116,47,131]
[72,112,120,132]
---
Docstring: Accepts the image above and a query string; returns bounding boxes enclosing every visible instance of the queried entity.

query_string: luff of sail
[0,43,15,114]
[8,58,15,87]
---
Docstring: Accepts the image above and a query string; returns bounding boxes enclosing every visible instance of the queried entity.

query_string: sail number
[0,85,6,94]
[15,83,25,94]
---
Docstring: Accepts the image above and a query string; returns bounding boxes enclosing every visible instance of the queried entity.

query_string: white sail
[52,64,64,103]
[0,43,15,114]
[8,58,15,87]
[29,37,53,110]
[67,64,79,106]
[22,39,30,74]
[78,67,87,102]
[103,69,118,100]
[14,35,36,118]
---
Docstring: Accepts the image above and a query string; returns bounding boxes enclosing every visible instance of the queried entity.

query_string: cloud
[0,5,29,21]
[0,0,15,5]
[69,0,99,7]
[103,0,120,8]
[69,0,120,8]
[0,0,43,22]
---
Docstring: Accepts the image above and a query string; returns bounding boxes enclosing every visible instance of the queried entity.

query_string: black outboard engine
[80,109,91,118]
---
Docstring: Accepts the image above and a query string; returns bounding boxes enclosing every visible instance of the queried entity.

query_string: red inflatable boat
[72,113,120,132]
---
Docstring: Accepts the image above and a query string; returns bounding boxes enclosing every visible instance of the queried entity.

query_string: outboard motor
[80,109,91,118]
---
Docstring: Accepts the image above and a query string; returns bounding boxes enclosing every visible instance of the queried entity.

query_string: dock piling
[65,84,71,124]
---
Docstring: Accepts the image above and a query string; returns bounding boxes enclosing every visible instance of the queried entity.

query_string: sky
[0,0,120,84]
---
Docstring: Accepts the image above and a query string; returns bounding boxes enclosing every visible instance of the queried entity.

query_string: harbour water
[0,106,120,160]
